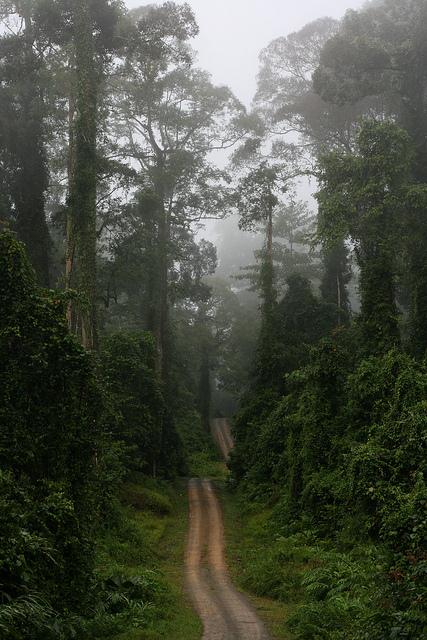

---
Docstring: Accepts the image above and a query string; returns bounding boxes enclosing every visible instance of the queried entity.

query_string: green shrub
[121,484,172,516]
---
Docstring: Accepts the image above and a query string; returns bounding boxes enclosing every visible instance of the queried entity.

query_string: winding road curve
[185,419,270,640]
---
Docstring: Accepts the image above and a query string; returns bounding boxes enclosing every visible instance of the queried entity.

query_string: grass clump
[188,450,228,479]
[89,479,201,640]
[121,484,173,516]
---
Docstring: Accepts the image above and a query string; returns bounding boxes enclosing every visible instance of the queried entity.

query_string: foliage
[317,120,417,353]
[0,230,114,633]
[233,120,427,636]
[0,0,51,284]
[100,332,171,477]
[232,327,427,636]
[3,1,427,638]
[314,0,427,355]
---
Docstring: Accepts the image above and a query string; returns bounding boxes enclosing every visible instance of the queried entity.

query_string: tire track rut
[185,419,270,639]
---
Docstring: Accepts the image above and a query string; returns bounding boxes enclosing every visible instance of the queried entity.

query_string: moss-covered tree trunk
[358,241,399,353]
[67,0,98,350]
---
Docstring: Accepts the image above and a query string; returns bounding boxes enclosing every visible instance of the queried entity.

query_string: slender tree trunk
[337,274,342,326]
[66,90,76,330]
[320,241,350,326]
[261,201,276,317]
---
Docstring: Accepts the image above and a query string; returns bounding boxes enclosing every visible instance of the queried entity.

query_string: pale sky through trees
[124,0,367,246]
[126,0,366,105]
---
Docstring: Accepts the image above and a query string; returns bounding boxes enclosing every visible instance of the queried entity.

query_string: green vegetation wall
[0,231,113,634]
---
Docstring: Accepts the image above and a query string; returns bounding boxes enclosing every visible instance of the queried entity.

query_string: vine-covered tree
[316,120,416,352]
[66,0,121,349]
[314,0,427,354]
[0,0,51,284]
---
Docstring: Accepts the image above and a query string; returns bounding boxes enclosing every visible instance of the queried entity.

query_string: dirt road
[211,418,234,461]
[185,419,269,639]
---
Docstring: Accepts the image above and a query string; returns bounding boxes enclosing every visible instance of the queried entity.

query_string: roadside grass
[95,478,202,640]
[220,487,302,640]
[218,486,389,640]
[187,450,228,480]
[90,421,226,640]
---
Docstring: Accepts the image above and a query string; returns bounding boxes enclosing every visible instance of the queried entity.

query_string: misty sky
[126,0,366,105]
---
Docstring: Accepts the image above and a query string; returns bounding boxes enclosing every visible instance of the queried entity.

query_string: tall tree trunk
[14,4,50,285]
[261,200,276,317]
[67,0,99,350]
[157,202,169,379]
[198,347,211,432]
[66,90,76,330]
[152,162,170,382]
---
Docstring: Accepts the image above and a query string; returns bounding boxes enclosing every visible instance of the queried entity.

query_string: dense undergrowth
[90,478,201,640]
[0,231,210,639]
[224,486,425,640]
[230,327,427,639]
[229,120,427,640]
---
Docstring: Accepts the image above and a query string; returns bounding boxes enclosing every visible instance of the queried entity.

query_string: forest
[0,0,426,639]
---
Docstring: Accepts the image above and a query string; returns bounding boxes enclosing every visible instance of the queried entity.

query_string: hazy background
[126,0,367,106]
[124,0,367,280]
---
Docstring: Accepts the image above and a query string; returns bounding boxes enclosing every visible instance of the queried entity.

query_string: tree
[273,198,320,292]
[236,163,282,316]
[0,230,110,623]
[316,120,415,352]
[314,0,427,353]
[100,331,168,477]
[0,0,51,284]
[113,2,244,377]
[314,0,427,175]
[254,15,384,162]
[66,0,121,349]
